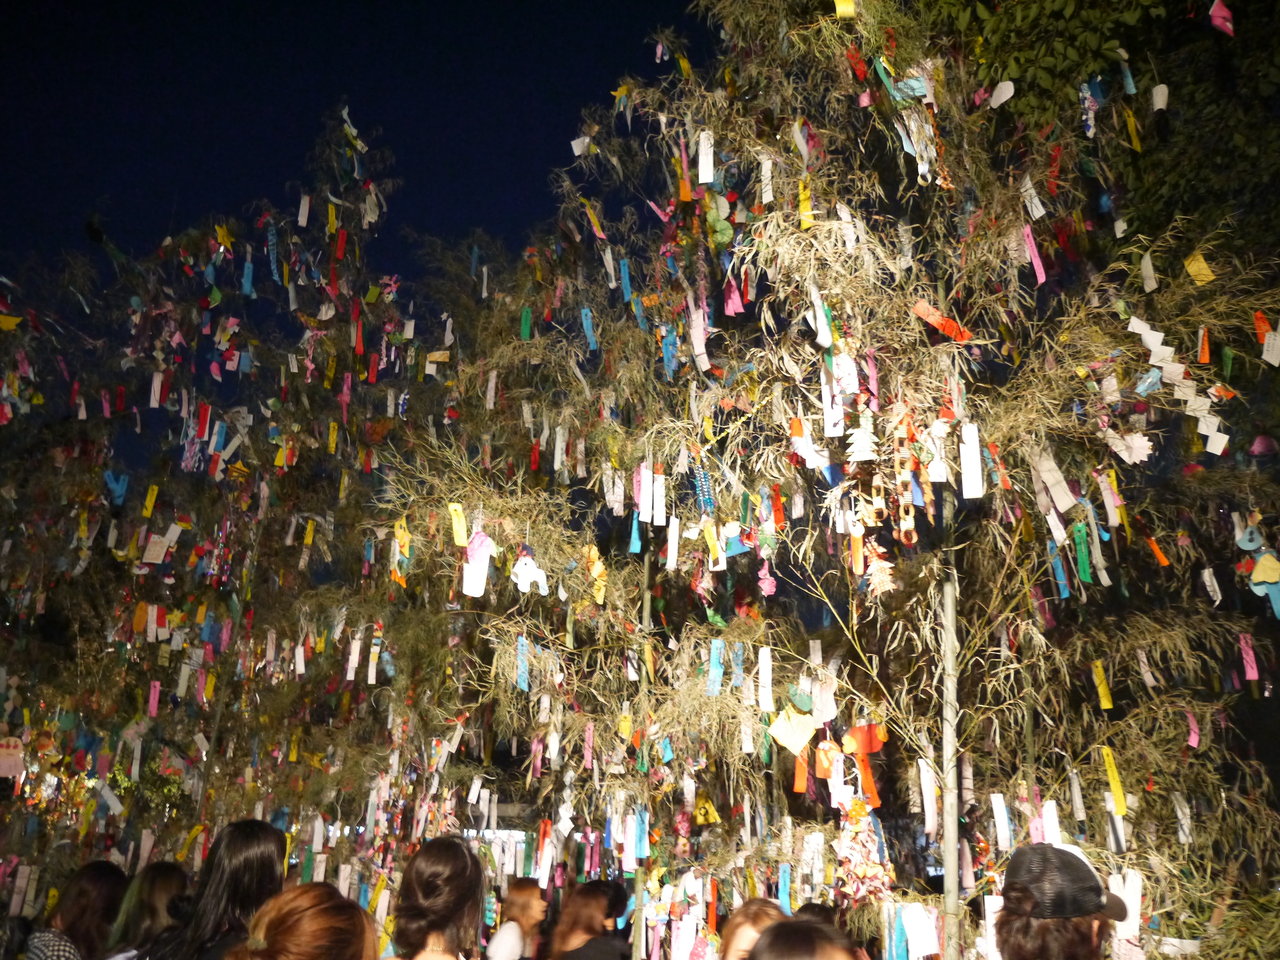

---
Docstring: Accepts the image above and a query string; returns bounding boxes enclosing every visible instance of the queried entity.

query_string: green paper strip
[1072,522,1093,584]
[520,306,532,341]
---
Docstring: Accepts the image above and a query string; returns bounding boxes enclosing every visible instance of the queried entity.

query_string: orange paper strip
[1255,311,1271,345]
[912,299,973,343]
[793,746,810,792]
[855,751,881,807]
[1145,536,1170,567]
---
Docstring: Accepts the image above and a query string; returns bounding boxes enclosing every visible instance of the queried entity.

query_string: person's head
[224,884,375,960]
[49,860,130,960]
[187,820,287,952]
[574,881,619,931]
[107,861,188,953]
[791,904,836,928]
[719,899,785,960]
[549,885,609,960]
[746,920,856,960]
[995,843,1126,960]
[502,879,547,935]
[393,836,485,957]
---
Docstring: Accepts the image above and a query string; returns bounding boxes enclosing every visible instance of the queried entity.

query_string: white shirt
[486,922,526,960]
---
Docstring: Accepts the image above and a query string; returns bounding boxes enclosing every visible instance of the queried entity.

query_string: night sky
[4,0,700,269]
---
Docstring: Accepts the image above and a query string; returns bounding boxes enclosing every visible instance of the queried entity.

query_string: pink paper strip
[1024,225,1046,285]
[724,278,744,316]
[1241,633,1259,681]
[1186,711,1200,748]
[148,681,161,717]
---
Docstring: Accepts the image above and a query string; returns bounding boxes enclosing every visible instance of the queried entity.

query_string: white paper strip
[918,760,939,839]
[639,463,654,524]
[697,130,714,184]
[758,647,775,712]
[990,793,1013,851]
[665,516,680,572]
[652,471,667,527]
[959,422,985,500]
[1041,800,1062,845]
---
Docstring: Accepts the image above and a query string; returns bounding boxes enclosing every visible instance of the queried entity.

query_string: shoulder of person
[485,922,524,960]
[27,929,79,960]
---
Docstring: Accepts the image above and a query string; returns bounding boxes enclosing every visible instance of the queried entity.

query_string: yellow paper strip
[1184,251,1216,285]
[176,824,205,861]
[799,177,815,230]
[142,484,159,518]
[1092,659,1113,710]
[447,503,469,547]
[1106,469,1130,540]
[1101,746,1127,817]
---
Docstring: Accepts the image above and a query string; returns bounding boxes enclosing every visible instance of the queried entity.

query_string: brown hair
[225,883,375,960]
[503,879,544,933]
[106,861,188,955]
[719,899,785,959]
[50,861,129,960]
[745,920,855,960]
[549,886,608,960]
[393,836,485,957]
[995,882,1113,960]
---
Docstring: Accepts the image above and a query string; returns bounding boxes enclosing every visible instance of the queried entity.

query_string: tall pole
[941,492,961,960]
[631,549,652,960]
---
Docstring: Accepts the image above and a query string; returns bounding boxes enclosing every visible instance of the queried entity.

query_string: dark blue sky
[4,0,699,267]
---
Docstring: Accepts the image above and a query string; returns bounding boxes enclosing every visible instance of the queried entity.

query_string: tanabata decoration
[2,1,1280,955]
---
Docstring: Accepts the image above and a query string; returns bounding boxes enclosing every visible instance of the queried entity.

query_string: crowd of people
[1,823,1124,960]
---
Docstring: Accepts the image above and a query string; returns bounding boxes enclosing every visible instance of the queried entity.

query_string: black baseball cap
[1004,843,1128,921]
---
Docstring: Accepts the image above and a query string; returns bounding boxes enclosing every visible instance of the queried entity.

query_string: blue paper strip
[620,258,632,301]
[707,636,724,696]
[1048,538,1071,599]
[517,634,530,692]
[582,307,598,351]
[268,222,280,283]
[661,327,677,379]
[636,809,650,857]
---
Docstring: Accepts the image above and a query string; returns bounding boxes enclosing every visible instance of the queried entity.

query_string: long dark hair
[994,883,1111,960]
[155,820,285,960]
[392,836,484,957]
[50,861,130,960]
[549,886,608,960]
[106,862,188,955]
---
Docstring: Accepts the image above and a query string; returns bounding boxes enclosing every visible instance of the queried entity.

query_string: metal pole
[941,491,961,960]
[631,549,652,960]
